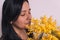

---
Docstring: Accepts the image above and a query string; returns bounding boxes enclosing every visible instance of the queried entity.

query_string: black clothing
[0,27,22,40]
[0,27,33,40]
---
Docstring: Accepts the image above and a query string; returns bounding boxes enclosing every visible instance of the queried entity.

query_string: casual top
[0,27,33,40]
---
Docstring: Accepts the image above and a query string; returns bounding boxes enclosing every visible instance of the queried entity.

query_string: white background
[0,0,4,37]
[0,0,60,37]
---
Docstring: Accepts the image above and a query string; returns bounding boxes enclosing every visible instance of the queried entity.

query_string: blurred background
[0,0,60,37]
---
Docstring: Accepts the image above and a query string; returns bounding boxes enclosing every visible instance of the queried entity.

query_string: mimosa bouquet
[26,16,60,40]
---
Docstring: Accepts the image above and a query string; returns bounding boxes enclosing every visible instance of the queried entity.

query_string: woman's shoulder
[0,35,8,40]
[0,34,22,40]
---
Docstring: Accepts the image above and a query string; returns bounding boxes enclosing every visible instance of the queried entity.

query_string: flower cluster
[26,16,60,40]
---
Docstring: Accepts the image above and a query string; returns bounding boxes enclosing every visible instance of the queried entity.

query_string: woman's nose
[27,13,32,20]
[29,14,32,20]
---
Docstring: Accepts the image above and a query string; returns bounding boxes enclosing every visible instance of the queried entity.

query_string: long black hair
[2,0,29,36]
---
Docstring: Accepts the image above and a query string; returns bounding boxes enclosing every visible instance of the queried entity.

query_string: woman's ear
[10,21,13,24]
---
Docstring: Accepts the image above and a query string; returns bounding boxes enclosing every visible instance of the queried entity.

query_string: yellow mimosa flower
[26,15,60,40]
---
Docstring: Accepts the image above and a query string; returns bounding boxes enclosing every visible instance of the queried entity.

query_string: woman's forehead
[22,1,30,10]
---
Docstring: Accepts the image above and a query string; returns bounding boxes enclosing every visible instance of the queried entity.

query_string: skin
[11,1,32,40]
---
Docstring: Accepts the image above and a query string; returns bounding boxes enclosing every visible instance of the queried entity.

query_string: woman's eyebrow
[22,8,31,12]
[22,10,26,12]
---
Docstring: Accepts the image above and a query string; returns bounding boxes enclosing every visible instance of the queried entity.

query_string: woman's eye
[21,13,25,16]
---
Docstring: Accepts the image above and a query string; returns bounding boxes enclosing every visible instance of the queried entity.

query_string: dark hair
[2,0,29,35]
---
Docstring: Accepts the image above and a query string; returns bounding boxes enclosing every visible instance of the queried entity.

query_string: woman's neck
[12,26,28,40]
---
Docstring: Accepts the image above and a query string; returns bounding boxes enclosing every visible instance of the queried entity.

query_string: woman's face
[12,1,32,29]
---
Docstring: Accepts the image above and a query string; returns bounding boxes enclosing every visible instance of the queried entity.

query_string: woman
[1,0,33,40]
